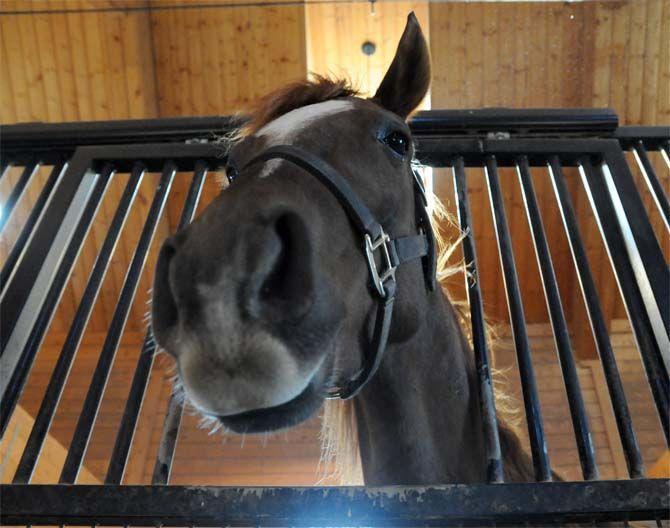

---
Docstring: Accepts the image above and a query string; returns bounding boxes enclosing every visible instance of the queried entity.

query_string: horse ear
[372,12,430,120]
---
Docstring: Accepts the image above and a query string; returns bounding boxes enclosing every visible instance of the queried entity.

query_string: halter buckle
[364,229,396,299]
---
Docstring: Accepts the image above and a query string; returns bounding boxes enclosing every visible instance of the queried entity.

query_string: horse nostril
[255,212,314,319]
[152,238,179,346]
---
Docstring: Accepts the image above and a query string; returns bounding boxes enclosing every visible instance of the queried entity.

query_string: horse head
[151,13,432,434]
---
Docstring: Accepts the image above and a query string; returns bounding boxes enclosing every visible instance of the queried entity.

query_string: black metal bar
[516,156,598,480]
[615,127,670,150]
[0,110,618,155]
[632,141,670,231]
[0,160,38,233]
[0,151,96,354]
[416,138,619,169]
[0,116,241,154]
[12,164,145,483]
[411,108,618,136]
[59,162,175,484]
[105,162,207,485]
[0,161,11,182]
[661,141,670,170]
[579,157,669,445]
[452,156,503,484]
[484,156,552,482]
[152,392,184,485]
[0,166,111,438]
[602,146,669,336]
[1,481,668,526]
[547,156,645,478]
[0,161,66,291]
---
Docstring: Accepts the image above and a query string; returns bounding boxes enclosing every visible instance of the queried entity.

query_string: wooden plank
[16,2,47,121]
[0,32,18,123]
[625,0,647,125]
[642,0,662,125]
[585,360,629,478]
[658,0,670,125]
[609,1,630,121]
[649,450,670,478]
[1,6,32,123]
[496,5,514,106]
[1,405,99,484]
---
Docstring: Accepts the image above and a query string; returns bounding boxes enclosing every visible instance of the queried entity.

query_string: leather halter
[240,145,436,399]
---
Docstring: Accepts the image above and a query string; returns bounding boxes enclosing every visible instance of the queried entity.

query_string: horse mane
[230,76,521,484]
[320,192,522,484]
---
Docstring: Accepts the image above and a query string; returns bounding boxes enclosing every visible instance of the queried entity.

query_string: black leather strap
[242,144,430,399]
[332,280,397,399]
[390,235,429,268]
[245,145,385,240]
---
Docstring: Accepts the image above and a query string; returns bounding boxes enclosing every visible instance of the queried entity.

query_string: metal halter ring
[364,229,397,299]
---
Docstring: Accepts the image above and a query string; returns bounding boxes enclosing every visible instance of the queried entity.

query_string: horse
[151,12,537,486]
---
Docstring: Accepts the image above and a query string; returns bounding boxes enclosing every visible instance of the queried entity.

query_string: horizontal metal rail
[0,109,618,156]
[1,481,667,526]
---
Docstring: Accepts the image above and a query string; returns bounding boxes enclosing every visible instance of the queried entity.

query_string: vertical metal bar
[1,151,96,354]
[452,157,504,484]
[0,166,111,438]
[60,162,175,484]
[12,164,145,483]
[152,391,184,485]
[660,141,670,171]
[0,161,39,233]
[548,156,644,478]
[516,156,598,480]
[484,155,552,482]
[632,141,670,231]
[579,157,669,445]
[1,161,67,292]
[105,162,207,485]
[603,147,669,338]
[602,160,670,379]
[0,161,12,182]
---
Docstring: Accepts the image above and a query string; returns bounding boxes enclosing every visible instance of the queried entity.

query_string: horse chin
[215,379,324,433]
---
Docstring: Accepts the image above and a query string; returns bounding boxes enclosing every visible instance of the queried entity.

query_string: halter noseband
[241,145,436,399]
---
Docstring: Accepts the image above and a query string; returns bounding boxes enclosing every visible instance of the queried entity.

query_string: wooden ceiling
[0,0,667,487]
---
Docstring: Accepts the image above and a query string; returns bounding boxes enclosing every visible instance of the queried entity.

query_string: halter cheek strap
[243,144,434,399]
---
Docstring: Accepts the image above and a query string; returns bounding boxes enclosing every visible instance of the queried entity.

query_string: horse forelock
[241,75,359,137]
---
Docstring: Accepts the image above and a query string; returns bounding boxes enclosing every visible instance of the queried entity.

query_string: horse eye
[226,165,239,184]
[383,131,410,157]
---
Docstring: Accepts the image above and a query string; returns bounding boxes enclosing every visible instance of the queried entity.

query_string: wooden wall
[306,1,429,102]
[429,0,669,360]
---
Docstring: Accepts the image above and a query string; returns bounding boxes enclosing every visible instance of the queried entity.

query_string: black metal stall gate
[0,109,668,526]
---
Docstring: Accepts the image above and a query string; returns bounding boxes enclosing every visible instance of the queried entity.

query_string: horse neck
[353,288,489,485]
